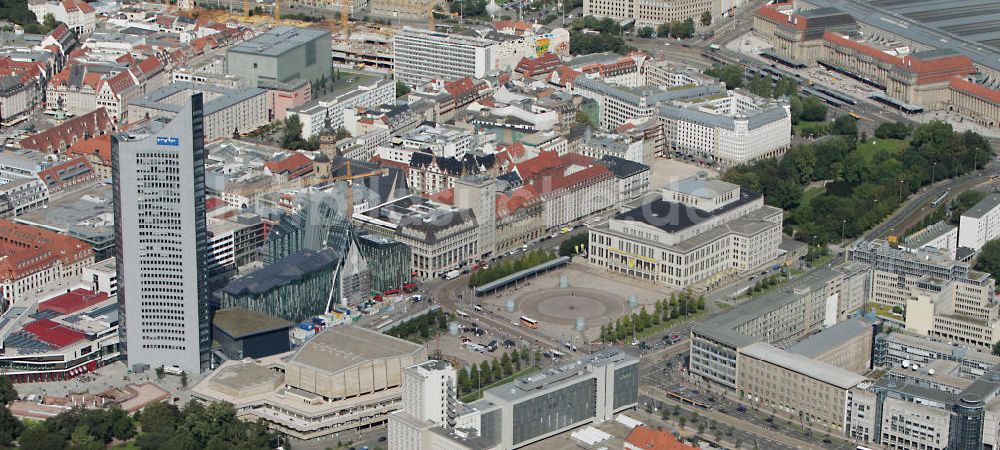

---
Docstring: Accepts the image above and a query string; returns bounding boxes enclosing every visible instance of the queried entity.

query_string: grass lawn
[867,302,903,320]
[856,138,908,163]
[461,366,539,402]
[793,121,828,136]
[801,186,826,209]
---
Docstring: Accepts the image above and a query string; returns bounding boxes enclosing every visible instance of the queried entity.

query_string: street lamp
[841,219,846,243]
[932,162,937,184]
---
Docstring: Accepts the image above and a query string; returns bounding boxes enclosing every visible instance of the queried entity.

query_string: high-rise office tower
[112,94,210,373]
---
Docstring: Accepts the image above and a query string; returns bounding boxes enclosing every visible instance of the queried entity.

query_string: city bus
[456,310,469,318]
[520,316,539,329]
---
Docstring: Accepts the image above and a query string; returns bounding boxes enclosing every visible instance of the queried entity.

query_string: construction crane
[341,0,350,39]
[274,0,281,20]
[427,0,435,30]
[234,159,388,214]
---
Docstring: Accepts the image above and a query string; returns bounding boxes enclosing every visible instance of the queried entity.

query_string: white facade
[393,27,497,87]
[588,178,783,288]
[584,0,743,27]
[959,194,1000,251]
[82,257,117,296]
[287,78,394,139]
[29,0,96,35]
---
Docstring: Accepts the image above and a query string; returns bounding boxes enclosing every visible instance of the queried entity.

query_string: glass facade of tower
[356,232,412,293]
[510,378,597,446]
[219,248,339,321]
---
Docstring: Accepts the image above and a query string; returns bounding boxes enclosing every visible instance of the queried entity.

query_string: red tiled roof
[39,289,109,315]
[20,108,114,154]
[265,152,313,179]
[549,65,581,86]
[0,220,93,283]
[950,77,1000,105]
[428,187,454,204]
[513,150,560,180]
[493,20,531,33]
[624,426,698,450]
[22,319,86,348]
[515,53,562,77]
[443,77,481,98]
[823,32,902,66]
[206,197,226,211]
[756,3,806,30]
[496,185,539,217]
[370,155,410,175]
[66,134,111,164]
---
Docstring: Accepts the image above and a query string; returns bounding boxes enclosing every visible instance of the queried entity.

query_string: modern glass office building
[219,248,340,322]
[356,232,412,293]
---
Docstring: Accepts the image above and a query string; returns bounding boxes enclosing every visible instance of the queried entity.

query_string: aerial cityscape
[1,0,1000,448]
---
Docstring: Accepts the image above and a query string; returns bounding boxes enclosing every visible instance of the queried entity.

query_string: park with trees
[722,120,992,246]
[0,376,281,450]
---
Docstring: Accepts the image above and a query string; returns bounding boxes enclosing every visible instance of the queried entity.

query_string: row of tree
[385,308,449,341]
[598,292,705,342]
[468,249,556,287]
[558,232,588,257]
[456,348,539,397]
[723,121,993,244]
[0,375,281,450]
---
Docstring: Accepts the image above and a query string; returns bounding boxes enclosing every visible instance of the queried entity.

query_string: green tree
[180,372,188,388]
[395,81,411,98]
[656,23,671,38]
[138,402,181,434]
[468,364,480,389]
[975,239,1000,281]
[638,26,654,38]
[800,96,828,122]
[0,376,16,404]
[0,404,22,447]
[993,341,1000,357]
[282,115,304,148]
[491,358,502,381]
[479,361,492,384]
[501,352,513,376]
[155,367,164,380]
[700,10,712,26]
[17,426,65,450]
[831,115,858,136]
[704,64,743,89]
[875,121,910,139]
[42,12,58,30]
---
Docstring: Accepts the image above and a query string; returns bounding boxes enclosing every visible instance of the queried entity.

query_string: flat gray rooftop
[962,193,1000,219]
[211,362,284,391]
[129,82,265,116]
[213,308,293,339]
[693,268,842,348]
[787,319,871,358]
[742,342,866,389]
[228,26,330,57]
[288,326,423,375]
[866,0,1000,47]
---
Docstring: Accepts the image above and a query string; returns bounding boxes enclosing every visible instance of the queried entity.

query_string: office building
[588,177,782,289]
[226,26,332,87]
[959,193,1000,251]
[389,349,639,449]
[355,195,479,279]
[286,76,395,139]
[738,342,867,431]
[211,308,293,360]
[0,178,49,218]
[574,76,724,131]
[874,332,1000,380]
[355,232,413,293]
[902,220,958,260]
[596,155,651,209]
[193,326,426,440]
[393,27,497,87]
[112,94,210,373]
[127,82,268,142]
[219,249,341,322]
[850,240,998,349]
[0,220,94,307]
[82,257,117,296]
[690,266,870,390]
[787,318,874,374]
[659,91,792,166]
[13,183,115,261]
[584,0,744,27]
[0,289,120,383]
[453,176,497,258]
[848,364,1000,449]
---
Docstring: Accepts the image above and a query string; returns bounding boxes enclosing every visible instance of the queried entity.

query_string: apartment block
[393,27,497,87]
[959,194,1000,251]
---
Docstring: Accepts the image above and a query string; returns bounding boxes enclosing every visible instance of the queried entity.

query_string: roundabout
[517,288,628,327]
